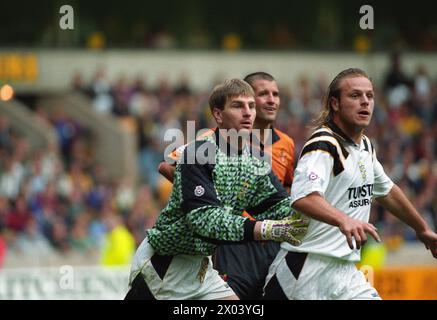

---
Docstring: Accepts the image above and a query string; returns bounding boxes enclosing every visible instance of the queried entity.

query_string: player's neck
[254,120,273,143]
[333,119,363,145]
[216,128,248,152]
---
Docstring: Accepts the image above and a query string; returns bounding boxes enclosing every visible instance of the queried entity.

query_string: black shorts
[213,241,280,300]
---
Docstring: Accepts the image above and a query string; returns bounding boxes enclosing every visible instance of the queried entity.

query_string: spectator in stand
[6,194,30,233]
[15,216,54,257]
[101,213,135,266]
[89,69,114,115]
[0,225,6,268]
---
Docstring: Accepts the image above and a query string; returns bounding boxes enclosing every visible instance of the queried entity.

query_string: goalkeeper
[125,79,308,300]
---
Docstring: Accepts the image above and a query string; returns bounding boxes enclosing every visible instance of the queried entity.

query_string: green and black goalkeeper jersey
[147,130,292,256]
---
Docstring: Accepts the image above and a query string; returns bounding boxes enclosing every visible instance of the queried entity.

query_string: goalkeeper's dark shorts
[213,240,280,300]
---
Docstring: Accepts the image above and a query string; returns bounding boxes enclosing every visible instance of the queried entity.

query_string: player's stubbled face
[337,76,374,130]
[252,79,280,123]
[217,94,256,134]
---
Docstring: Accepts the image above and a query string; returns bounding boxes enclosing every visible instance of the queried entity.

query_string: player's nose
[266,93,275,103]
[360,94,370,105]
[242,104,252,116]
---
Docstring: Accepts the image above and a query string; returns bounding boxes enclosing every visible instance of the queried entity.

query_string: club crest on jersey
[358,160,367,181]
[309,172,319,181]
[194,185,205,197]
[279,149,287,164]
[237,181,250,200]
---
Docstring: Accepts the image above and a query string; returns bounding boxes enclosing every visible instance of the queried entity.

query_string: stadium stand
[0,1,436,299]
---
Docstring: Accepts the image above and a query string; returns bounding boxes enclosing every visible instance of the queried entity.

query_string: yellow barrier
[373,267,437,300]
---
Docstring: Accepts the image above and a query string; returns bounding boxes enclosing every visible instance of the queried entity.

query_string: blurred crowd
[1,54,437,267]
[0,107,158,267]
[4,2,436,52]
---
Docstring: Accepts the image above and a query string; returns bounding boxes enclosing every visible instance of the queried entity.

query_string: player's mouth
[357,110,371,118]
[263,106,277,113]
[240,121,252,128]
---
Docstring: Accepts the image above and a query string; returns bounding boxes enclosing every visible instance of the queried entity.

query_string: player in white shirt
[264,68,437,300]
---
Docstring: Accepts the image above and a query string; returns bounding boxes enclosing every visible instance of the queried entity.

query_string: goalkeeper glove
[260,216,308,246]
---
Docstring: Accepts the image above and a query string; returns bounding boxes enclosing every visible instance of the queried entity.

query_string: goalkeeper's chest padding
[147,132,291,256]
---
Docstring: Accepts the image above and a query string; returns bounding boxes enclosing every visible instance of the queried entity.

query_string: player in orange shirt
[246,72,294,192]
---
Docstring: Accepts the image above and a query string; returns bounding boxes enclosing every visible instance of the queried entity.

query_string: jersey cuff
[243,219,257,241]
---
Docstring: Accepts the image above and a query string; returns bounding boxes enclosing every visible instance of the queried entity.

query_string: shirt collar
[214,128,246,156]
[326,119,358,146]
[271,127,280,144]
[245,127,280,156]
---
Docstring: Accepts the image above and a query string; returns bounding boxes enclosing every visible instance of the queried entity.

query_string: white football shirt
[285,122,394,261]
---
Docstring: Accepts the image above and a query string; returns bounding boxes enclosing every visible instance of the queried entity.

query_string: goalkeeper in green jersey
[125,79,307,300]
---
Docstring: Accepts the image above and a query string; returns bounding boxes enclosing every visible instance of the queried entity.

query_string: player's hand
[260,216,309,246]
[416,229,437,259]
[338,216,381,250]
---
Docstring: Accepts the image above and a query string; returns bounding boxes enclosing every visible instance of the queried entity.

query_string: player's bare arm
[376,184,437,258]
[293,192,381,250]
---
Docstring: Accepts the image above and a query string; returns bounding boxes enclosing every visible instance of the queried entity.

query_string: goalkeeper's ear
[158,161,176,183]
